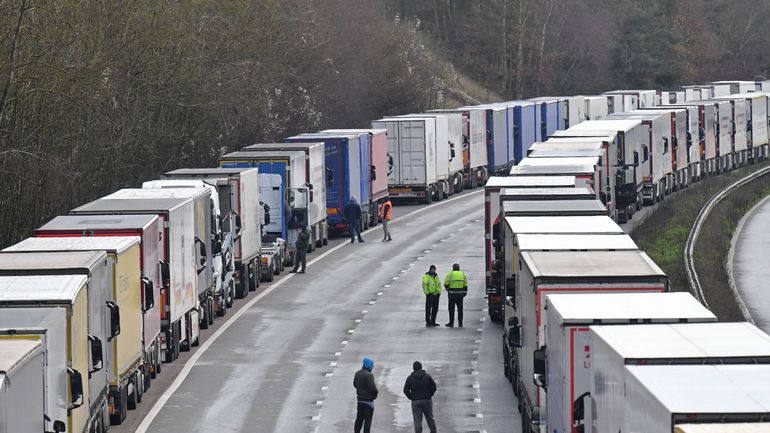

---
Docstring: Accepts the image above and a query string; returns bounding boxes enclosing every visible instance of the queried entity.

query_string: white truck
[508,250,668,433]
[501,200,607,218]
[72,192,201,363]
[633,108,691,188]
[603,89,656,110]
[717,93,769,161]
[0,339,45,433]
[583,96,609,120]
[544,292,717,433]
[429,108,489,188]
[591,322,770,433]
[0,250,113,432]
[0,275,90,433]
[162,168,263,298]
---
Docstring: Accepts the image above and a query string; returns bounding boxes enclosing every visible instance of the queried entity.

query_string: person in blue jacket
[344,196,365,243]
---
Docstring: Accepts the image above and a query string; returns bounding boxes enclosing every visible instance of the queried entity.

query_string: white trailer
[591,322,770,433]
[634,108,691,188]
[675,424,770,433]
[603,90,656,110]
[0,275,90,433]
[0,250,112,432]
[372,117,440,203]
[658,91,686,105]
[712,80,757,94]
[518,157,605,200]
[509,250,667,433]
[718,93,769,160]
[563,96,586,128]
[544,292,716,433]
[502,201,608,218]
[583,96,609,120]
[0,340,45,433]
[72,193,200,363]
[644,105,703,181]
[429,108,489,188]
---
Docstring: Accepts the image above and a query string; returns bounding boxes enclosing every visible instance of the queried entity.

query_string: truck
[35,214,164,386]
[666,101,720,176]
[658,90,686,105]
[0,250,113,431]
[717,93,769,161]
[462,102,537,172]
[583,96,608,120]
[219,150,308,270]
[5,236,145,426]
[697,99,735,173]
[711,80,757,94]
[528,97,563,140]
[161,168,262,296]
[0,339,45,433]
[284,132,373,230]
[591,322,770,433]
[643,104,702,181]
[484,176,577,321]
[544,292,717,433]
[0,275,91,433]
[429,108,489,188]
[603,89,656,110]
[501,200,608,218]
[508,250,668,433]
[634,108,691,188]
[517,157,606,202]
[72,192,201,364]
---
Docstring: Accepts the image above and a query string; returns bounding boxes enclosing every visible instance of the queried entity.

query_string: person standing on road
[444,263,468,327]
[380,197,393,242]
[290,225,310,273]
[403,360,438,433]
[422,265,441,327]
[353,357,378,433]
[344,196,365,243]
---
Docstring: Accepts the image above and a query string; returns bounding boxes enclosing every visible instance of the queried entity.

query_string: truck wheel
[216,298,226,317]
[273,262,281,276]
[226,280,234,308]
[266,263,275,282]
[237,269,248,299]
[136,371,144,403]
[127,379,138,410]
[200,302,210,330]
[502,340,510,378]
[208,298,214,325]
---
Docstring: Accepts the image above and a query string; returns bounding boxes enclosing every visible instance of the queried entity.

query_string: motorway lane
[732,195,770,333]
[134,189,518,433]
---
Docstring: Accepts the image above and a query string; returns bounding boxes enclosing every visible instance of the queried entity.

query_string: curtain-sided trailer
[0,339,45,433]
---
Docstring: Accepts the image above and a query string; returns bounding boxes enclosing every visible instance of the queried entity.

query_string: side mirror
[370,165,376,181]
[213,239,223,255]
[574,391,590,422]
[53,420,66,433]
[450,145,456,159]
[309,191,314,203]
[160,260,170,287]
[88,335,103,372]
[106,301,120,340]
[67,368,84,409]
[326,167,334,186]
[508,320,522,348]
[533,347,546,389]
[142,276,154,311]
[195,237,208,271]
[234,212,242,237]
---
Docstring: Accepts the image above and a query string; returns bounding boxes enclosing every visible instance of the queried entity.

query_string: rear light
[261,256,268,265]
[234,269,240,278]
[109,395,116,415]
[159,334,166,344]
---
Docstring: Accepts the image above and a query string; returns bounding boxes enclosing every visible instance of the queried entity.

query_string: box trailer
[634,108,691,188]
[464,102,537,171]
[583,96,609,121]
[0,339,45,433]
[562,96,586,129]
[667,102,720,176]
[72,194,200,364]
[717,93,769,161]
[161,168,262,297]
[643,105,703,181]
[592,322,770,433]
[0,275,90,433]
[604,90,656,110]
[658,91,686,105]
[675,424,770,433]
[502,200,607,217]
[711,96,749,166]
[545,293,716,433]
[0,250,112,431]
[509,250,667,433]
[696,99,734,172]
[5,236,145,426]
[429,108,489,188]
[712,80,757,94]
[529,97,562,140]
[484,176,577,321]
[518,157,605,200]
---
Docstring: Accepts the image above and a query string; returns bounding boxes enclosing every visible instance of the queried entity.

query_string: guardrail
[685,164,770,308]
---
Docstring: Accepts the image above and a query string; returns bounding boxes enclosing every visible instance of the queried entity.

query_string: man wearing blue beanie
[353,357,378,433]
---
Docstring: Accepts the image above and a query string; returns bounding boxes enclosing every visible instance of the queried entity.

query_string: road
[731,195,770,333]
[122,189,518,433]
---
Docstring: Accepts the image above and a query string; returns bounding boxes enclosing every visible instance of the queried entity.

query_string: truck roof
[0,251,107,272]
[287,132,362,140]
[518,156,600,167]
[528,148,606,158]
[550,131,617,140]
[520,250,665,278]
[502,200,607,216]
[714,93,766,100]
[515,233,637,251]
[105,187,207,200]
[0,274,87,303]
[220,150,304,160]
[38,214,158,232]
[243,142,325,151]
[567,119,642,133]
[505,215,623,235]
[608,112,668,121]
[485,176,576,188]
[500,187,595,199]
[626,364,770,413]
[0,339,42,374]
[675,423,770,433]
[510,164,596,176]
[539,138,611,147]
[322,129,387,136]
[164,167,256,176]
[592,322,770,360]
[546,292,713,324]
[5,236,140,254]
[72,196,189,213]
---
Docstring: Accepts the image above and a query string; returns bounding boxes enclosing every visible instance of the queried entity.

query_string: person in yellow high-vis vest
[443,263,468,327]
[421,265,442,327]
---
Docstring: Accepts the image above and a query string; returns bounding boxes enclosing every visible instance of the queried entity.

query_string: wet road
[732,195,770,333]
[133,189,518,433]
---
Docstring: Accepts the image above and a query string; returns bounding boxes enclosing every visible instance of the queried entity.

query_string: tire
[200,302,210,330]
[127,380,137,410]
[208,298,214,325]
[143,364,151,391]
[266,264,275,282]
[322,231,329,246]
[251,262,260,290]
[502,340,510,378]
[136,371,144,403]
[273,263,281,276]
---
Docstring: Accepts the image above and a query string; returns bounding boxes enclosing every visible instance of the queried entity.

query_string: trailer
[712,80,757,94]
[544,292,716,433]
[0,339,45,433]
[717,93,769,161]
[509,250,667,433]
[675,424,770,433]
[484,176,577,321]
[603,89,656,110]
[658,90,686,105]
[518,157,605,200]
[643,104,702,181]
[0,250,112,431]
[583,96,609,120]
[562,96,586,128]
[462,102,537,171]
[591,322,770,433]
[72,194,200,364]
[634,108,691,188]
[501,200,607,218]
[5,236,145,426]
[322,129,391,208]
[0,275,90,433]
[161,168,262,297]
[529,97,562,140]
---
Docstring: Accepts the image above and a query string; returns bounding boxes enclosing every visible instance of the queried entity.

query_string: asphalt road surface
[122,189,518,433]
[732,195,770,333]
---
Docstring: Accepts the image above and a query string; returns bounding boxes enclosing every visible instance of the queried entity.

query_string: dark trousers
[447,294,464,326]
[354,402,374,433]
[425,294,439,324]
[411,399,437,433]
[293,250,306,272]
[348,220,363,242]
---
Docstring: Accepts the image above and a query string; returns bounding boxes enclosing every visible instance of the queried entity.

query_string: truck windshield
[288,188,309,210]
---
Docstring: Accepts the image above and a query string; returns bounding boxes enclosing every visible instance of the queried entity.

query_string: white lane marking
[316,400,324,406]
[376,292,383,296]
[329,362,337,367]
[136,190,483,431]
[321,386,328,391]
[362,310,368,314]
[333,352,341,357]
[312,415,320,421]
[355,319,362,323]
[384,284,391,288]
[347,329,355,334]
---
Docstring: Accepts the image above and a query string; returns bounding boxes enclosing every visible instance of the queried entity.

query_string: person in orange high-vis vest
[380,197,393,242]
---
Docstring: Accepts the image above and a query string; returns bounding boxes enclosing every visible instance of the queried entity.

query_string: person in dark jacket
[290,225,310,273]
[353,357,378,433]
[403,361,437,433]
[344,196,365,243]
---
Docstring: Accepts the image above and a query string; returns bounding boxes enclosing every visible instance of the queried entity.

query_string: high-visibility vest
[444,270,468,295]
[422,273,441,295]
[382,201,393,221]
